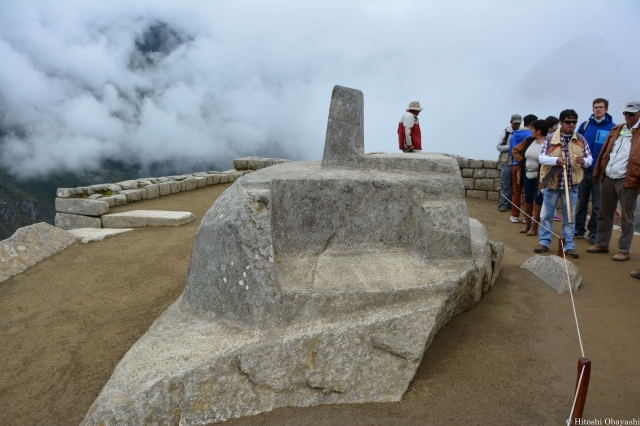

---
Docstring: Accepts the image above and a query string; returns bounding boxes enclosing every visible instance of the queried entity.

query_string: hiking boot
[564,249,579,259]
[520,204,533,233]
[612,252,630,261]
[527,204,541,236]
[586,246,610,254]
[533,244,549,253]
[499,205,507,212]
[630,269,640,279]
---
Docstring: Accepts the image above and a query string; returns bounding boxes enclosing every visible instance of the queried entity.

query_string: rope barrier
[498,192,587,424]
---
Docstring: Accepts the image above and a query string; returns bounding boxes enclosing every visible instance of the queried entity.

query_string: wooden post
[557,237,566,257]
[563,164,572,223]
[569,357,592,425]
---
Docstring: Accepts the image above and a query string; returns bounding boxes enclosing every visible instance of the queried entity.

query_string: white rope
[499,193,585,357]
[499,193,562,239]
[567,365,586,425]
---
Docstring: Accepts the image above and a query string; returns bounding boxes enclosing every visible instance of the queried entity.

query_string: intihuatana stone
[83,86,503,426]
[1,223,79,282]
[520,255,581,293]
[321,85,364,169]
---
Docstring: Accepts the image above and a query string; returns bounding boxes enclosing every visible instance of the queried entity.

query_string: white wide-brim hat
[407,101,423,111]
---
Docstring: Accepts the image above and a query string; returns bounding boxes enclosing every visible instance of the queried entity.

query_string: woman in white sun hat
[398,101,423,152]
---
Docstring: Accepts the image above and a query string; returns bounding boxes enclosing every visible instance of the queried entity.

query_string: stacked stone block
[54,158,289,231]
[442,155,502,201]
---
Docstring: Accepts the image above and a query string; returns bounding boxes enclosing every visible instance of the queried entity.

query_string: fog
[1,0,638,177]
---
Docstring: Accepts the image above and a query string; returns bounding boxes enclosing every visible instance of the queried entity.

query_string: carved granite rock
[82,86,503,425]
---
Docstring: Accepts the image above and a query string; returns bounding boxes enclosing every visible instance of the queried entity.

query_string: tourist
[546,116,559,134]
[587,100,640,261]
[509,114,538,223]
[512,119,548,235]
[398,102,423,152]
[534,109,592,258]
[574,98,616,245]
[497,114,521,212]
[545,116,563,221]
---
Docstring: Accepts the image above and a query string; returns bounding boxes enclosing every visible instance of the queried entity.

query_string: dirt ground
[1,185,638,426]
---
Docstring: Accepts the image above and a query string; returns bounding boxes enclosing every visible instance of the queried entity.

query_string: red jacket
[398,112,422,150]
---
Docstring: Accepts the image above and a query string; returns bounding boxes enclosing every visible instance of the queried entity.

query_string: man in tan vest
[534,109,592,258]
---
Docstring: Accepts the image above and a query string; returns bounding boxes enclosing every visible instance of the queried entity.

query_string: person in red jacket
[398,101,423,152]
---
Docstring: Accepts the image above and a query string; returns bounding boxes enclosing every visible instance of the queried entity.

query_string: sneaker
[510,216,519,223]
[499,205,507,212]
[564,249,579,259]
[553,215,562,221]
[574,233,585,239]
[534,244,549,253]
[588,235,597,245]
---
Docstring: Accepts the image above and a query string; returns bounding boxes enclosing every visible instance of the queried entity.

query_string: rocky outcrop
[0,222,79,282]
[82,86,503,425]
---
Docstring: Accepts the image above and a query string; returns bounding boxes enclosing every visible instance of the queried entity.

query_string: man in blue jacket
[509,114,537,223]
[574,98,616,244]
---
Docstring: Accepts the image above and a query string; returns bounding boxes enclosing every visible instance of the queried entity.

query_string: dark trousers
[511,165,523,217]
[499,164,513,208]
[523,173,543,206]
[596,176,638,254]
[575,171,600,238]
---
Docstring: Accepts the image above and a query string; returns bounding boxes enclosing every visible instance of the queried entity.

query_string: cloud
[0,0,638,177]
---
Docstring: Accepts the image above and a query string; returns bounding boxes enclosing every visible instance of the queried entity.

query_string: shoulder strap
[580,121,588,135]
[501,127,511,145]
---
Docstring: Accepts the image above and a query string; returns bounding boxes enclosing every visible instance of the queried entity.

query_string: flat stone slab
[101,210,195,228]
[520,255,581,293]
[55,198,109,216]
[1,223,79,282]
[67,228,134,243]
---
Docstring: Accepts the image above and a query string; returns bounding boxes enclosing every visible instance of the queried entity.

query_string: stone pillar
[321,85,364,168]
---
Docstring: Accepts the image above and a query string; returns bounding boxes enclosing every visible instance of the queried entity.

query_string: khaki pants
[596,176,638,254]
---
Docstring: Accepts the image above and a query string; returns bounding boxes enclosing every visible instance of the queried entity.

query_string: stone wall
[54,157,290,230]
[442,155,501,201]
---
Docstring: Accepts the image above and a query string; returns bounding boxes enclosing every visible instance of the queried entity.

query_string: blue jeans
[539,187,579,250]
[499,164,513,208]
[574,171,600,238]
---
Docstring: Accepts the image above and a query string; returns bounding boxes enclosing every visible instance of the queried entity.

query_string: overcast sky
[1,0,638,177]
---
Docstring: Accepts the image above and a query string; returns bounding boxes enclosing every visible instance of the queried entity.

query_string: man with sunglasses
[535,110,592,258]
[588,101,640,263]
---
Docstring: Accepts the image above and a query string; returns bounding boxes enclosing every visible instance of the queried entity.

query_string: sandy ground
[1,184,639,426]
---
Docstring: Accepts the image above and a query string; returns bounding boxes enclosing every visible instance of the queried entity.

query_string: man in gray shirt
[497,114,521,212]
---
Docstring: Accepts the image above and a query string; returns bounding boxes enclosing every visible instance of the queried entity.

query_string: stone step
[101,211,195,228]
[67,228,134,243]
